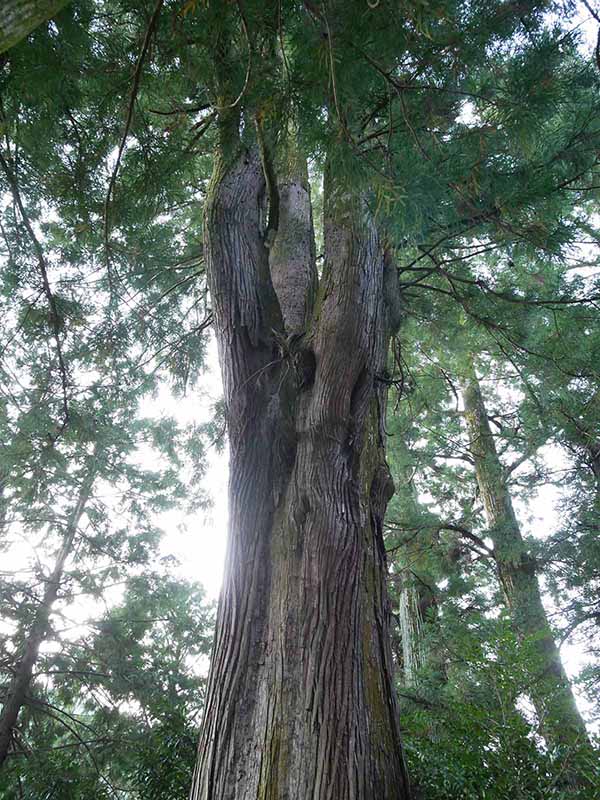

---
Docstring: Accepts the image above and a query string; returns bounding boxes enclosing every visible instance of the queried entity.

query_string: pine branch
[103,0,164,284]
[438,523,495,557]
[0,151,70,430]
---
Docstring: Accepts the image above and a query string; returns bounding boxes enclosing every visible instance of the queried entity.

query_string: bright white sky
[146,336,228,600]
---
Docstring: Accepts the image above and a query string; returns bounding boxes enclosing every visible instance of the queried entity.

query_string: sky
[151,335,228,600]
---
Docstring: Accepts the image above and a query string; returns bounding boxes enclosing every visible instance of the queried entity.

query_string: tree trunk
[0,465,95,767]
[0,478,7,532]
[397,586,426,689]
[583,437,600,493]
[461,365,589,755]
[189,125,410,799]
[391,438,437,689]
[0,0,71,53]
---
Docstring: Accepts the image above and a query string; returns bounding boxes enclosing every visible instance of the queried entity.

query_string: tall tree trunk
[461,365,589,755]
[0,0,71,53]
[397,586,426,689]
[0,477,7,532]
[391,438,437,688]
[0,465,95,767]
[189,122,410,798]
[587,439,600,492]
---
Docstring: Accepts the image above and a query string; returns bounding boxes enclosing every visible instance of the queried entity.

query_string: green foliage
[402,621,599,799]
[0,573,214,799]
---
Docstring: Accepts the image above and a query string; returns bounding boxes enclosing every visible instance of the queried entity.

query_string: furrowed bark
[0,0,71,53]
[262,174,410,798]
[190,128,410,797]
[189,120,288,799]
[461,366,590,756]
[0,465,95,767]
[269,147,317,337]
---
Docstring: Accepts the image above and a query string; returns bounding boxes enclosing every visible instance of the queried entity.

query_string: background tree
[0,0,214,777]
[382,223,600,791]
[0,571,214,799]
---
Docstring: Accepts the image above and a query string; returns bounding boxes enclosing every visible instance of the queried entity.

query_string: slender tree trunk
[391,438,437,688]
[0,465,95,766]
[0,0,71,53]
[461,365,589,755]
[398,586,425,688]
[189,120,410,798]
[0,478,7,532]
[584,438,600,493]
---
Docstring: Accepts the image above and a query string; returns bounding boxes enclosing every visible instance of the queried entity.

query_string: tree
[190,112,410,798]
[0,458,96,767]
[0,572,214,799]
[386,434,441,689]
[2,1,600,797]
[381,305,600,795]
[461,362,590,755]
[187,0,600,795]
[0,0,212,768]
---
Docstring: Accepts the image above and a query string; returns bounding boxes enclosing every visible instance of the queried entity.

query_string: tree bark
[0,0,71,53]
[0,465,95,767]
[587,439,600,491]
[461,365,589,755]
[391,438,437,689]
[397,586,426,689]
[189,123,410,798]
[269,150,317,339]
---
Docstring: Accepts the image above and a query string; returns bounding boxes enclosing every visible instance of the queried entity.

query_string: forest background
[0,0,600,798]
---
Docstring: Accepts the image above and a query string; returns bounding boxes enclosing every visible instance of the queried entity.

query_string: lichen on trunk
[0,0,71,53]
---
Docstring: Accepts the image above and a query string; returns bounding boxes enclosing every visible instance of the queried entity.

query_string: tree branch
[103,0,164,280]
[0,151,70,429]
[0,0,71,53]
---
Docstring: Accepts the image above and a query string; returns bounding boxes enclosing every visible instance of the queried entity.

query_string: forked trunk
[189,134,410,799]
[461,366,589,756]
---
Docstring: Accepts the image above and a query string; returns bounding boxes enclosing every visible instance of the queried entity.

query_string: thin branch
[582,0,600,24]
[438,523,495,557]
[147,103,210,115]
[0,152,70,428]
[103,0,165,272]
